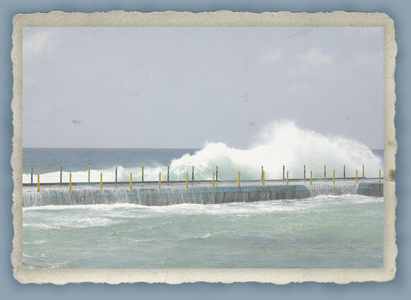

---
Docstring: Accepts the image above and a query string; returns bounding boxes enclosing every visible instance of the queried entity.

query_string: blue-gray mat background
[1,1,409,299]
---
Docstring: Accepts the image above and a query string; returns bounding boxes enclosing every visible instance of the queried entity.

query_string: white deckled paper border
[11,10,397,284]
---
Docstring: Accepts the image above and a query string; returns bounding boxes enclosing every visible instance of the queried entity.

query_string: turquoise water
[22,146,384,269]
[23,194,383,269]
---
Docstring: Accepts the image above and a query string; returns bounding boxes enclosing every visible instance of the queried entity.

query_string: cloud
[261,49,284,63]
[23,31,55,60]
[298,47,335,71]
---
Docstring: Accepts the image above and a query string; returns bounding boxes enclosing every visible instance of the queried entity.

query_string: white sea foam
[168,121,382,181]
[23,121,382,183]
[23,203,139,211]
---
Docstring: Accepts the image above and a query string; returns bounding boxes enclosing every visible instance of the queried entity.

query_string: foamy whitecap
[22,121,382,183]
[168,120,382,180]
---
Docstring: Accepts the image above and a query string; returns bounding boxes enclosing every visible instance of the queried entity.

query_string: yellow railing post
[69,173,72,190]
[159,172,161,189]
[287,171,289,186]
[192,166,194,181]
[238,171,240,187]
[130,173,132,189]
[379,170,381,183]
[310,170,312,185]
[283,165,285,180]
[213,172,215,187]
[262,170,265,186]
[362,164,365,178]
[333,170,335,184]
[324,165,326,178]
[88,166,90,183]
[186,172,188,188]
[261,165,264,180]
[37,173,40,192]
[356,170,358,183]
[167,166,170,182]
[343,165,346,178]
[100,173,103,190]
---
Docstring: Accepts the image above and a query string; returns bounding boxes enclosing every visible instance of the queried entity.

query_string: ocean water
[21,122,384,269]
[23,148,199,183]
[22,167,384,269]
[23,195,383,269]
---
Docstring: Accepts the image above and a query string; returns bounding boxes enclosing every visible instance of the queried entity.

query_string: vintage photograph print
[12,11,397,284]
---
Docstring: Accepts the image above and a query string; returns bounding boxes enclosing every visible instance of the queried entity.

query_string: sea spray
[23,121,382,183]
[168,121,382,181]
[307,183,359,197]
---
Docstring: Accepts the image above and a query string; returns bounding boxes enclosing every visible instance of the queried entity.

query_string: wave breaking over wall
[23,121,383,183]
[23,183,383,207]
[169,121,382,181]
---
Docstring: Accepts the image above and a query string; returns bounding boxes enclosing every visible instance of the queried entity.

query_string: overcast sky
[22,26,383,149]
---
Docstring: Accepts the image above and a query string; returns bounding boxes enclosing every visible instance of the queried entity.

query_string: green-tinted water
[23,194,383,269]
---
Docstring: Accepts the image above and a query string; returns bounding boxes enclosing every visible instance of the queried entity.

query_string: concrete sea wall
[22,183,383,207]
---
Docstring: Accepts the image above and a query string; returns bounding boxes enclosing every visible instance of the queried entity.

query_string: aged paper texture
[11,10,397,284]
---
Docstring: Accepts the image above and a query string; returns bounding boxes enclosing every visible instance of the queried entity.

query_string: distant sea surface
[23,148,199,175]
